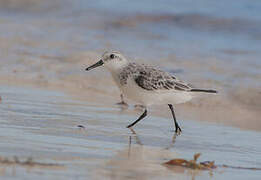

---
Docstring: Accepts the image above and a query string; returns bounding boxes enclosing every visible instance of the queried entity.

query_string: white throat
[104,60,128,73]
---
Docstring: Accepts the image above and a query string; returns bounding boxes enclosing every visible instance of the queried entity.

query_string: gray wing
[134,65,193,91]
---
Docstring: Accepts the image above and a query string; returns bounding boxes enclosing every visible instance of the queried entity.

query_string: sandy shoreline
[0,84,260,179]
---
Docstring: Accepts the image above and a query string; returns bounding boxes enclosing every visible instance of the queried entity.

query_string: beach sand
[0,84,260,179]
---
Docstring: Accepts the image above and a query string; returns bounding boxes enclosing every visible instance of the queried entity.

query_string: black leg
[127,109,147,128]
[168,104,182,133]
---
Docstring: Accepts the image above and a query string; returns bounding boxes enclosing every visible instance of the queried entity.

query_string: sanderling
[86,51,217,133]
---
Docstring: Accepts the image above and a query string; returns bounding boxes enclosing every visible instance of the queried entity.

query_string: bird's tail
[190,89,218,93]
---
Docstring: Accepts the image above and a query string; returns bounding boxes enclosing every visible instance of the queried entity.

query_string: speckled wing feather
[119,63,193,91]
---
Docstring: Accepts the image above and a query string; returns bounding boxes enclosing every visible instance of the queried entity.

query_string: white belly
[120,78,193,106]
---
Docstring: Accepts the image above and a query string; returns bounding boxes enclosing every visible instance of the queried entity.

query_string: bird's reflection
[129,128,143,145]
[123,129,209,180]
[165,133,177,150]
[128,127,178,155]
[128,128,143,158]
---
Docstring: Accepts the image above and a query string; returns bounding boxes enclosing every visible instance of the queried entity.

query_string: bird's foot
[175,125,182,135]
[116,101,129,107]
[117,94,128,107]
[126,124,133,128]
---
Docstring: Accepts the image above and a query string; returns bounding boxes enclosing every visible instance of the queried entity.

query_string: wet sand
[0,85,261,179]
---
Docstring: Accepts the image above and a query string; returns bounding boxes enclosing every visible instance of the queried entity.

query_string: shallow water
[0,85,260,179]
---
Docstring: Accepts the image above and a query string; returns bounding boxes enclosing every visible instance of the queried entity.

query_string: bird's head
[86,51,128,72]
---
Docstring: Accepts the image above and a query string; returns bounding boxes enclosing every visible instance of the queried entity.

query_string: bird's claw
[116,101,129,107]
[175,126,182,135]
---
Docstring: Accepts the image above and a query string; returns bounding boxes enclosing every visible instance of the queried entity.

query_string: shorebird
[85,51,217,133]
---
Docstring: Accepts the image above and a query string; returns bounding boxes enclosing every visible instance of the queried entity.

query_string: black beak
[85,60,104,71]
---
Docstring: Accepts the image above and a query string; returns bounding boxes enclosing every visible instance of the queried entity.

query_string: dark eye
[110,54,115,59]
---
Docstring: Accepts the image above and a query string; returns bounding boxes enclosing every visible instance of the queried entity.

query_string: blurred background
[0,0,260,128]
